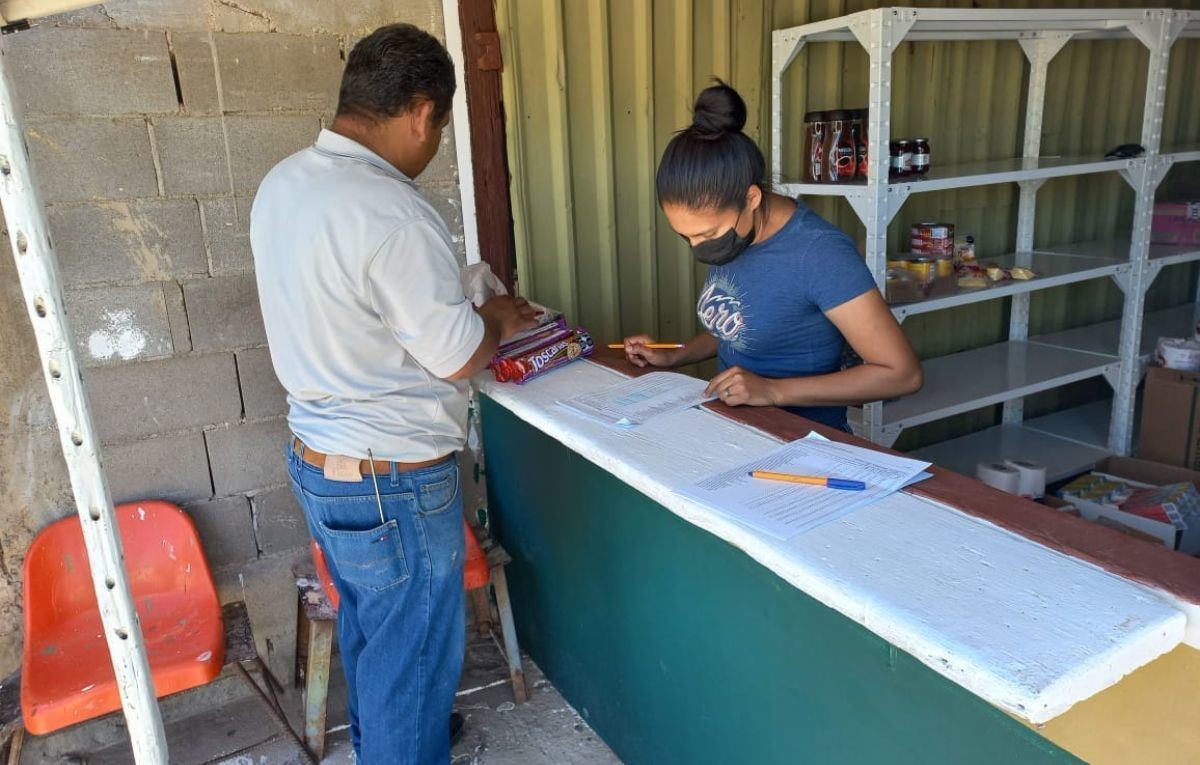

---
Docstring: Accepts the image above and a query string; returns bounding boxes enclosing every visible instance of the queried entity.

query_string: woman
[624,82,922,431]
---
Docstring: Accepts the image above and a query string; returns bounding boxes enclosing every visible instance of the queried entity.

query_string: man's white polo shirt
[250,129,484,462]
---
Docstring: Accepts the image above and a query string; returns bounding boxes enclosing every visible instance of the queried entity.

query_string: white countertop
[477,360,1188,724]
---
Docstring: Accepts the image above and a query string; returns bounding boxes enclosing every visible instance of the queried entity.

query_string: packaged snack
[491,323,595,384]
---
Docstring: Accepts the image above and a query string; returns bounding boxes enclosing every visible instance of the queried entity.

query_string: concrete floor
[19,632,621,764]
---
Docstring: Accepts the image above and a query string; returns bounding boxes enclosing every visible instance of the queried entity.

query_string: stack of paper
[559,371,716,428]
[676,434,932,540]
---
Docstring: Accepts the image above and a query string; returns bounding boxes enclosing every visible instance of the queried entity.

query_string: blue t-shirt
[696,200,876,429]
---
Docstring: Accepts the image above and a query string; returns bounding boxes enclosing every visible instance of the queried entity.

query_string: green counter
[481,397,1080,765]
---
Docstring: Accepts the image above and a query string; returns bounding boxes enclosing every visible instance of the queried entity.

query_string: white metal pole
[1110,11,1184,455]
[0,40,167,764]
[850,8,913,448]
[1002,33,1072,426]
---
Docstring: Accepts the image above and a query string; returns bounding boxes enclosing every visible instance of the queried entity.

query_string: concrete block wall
[0,0,460,678]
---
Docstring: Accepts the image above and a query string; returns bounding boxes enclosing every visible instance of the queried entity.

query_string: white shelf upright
[771,8,1198,476]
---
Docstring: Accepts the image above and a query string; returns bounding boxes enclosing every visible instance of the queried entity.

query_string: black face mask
[691,205,756,266]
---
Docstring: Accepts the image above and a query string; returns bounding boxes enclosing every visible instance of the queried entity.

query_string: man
[250,24,536,764]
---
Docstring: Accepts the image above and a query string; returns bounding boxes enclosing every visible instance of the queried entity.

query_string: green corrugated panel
[497,0,1200,449]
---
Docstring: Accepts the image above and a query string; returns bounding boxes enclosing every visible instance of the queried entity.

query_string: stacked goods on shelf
[888,138,931,179]
[1151,199,1200,246]
[884,226,1039,304]
[803,109,869,183]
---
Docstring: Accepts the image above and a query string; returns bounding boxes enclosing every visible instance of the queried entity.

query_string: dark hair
[656,81,766,210]
[337,24,456,124]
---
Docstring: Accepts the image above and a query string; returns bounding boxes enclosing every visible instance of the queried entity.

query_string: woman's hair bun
[689,79,747,139]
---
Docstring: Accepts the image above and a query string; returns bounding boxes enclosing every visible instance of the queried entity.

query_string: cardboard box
[1151,200,1200,246]
[1070,456,1200,554]
[1139,366,1200,470]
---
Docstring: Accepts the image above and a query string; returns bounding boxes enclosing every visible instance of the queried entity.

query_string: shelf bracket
[1141,261,1166,294]
[1017,33,1072,69]
[1101,364,1123,392]
[771,31,805,80]
[848,7,915,53]
[1126,11,1186,54]
[1119,156,1170,193]
[1016,179,1046,194]
[846,186,908,229]
[1110,266,1137,295]
[876,426,903,450]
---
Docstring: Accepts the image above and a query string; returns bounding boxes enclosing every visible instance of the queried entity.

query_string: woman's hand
[705,366,780,407]
[622,335,680,368]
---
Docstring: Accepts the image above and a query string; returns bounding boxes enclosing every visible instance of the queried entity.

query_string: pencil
[749,470,866,491]
[608,343,685,350]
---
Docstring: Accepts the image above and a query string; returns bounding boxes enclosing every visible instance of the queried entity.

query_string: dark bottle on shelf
[827,110,857,183]
[803,111,827,183]
[912,138,931,175]
[851,109,869,179]
[888,140,902,179]
[898,139,914,175]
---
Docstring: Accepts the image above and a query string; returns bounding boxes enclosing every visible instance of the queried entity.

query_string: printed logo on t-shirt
[697,275,750,350]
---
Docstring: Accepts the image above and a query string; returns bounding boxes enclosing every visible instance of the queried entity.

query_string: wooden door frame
[457,0,517,292]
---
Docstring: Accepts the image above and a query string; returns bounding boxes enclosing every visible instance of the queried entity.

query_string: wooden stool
[294,525,526,760]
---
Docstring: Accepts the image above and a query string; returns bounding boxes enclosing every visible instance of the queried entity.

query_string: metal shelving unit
[1032,302,1200,361]
[881,341,1120,431]
[771,7,1199,480]
[909,423,1111,485]
[1026,399,1114,450]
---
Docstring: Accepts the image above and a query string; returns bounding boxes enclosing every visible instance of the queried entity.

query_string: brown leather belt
[292,438,450,475]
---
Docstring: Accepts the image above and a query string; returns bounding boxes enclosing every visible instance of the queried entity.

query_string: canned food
[912,222,954,240]
[905,257,935,284]
[936,258,954,278]
[912,222,955,259]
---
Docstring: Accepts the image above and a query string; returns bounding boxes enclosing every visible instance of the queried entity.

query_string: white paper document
[676,434,932,540]
[559,371,717,428]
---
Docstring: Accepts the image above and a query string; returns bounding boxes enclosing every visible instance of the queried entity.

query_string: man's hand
[448,296,540,381]
[705,366,780,407]
[479,295,539,341]
[622,335,681,369]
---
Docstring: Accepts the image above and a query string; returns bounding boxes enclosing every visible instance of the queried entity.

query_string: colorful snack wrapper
[491,324,594,384]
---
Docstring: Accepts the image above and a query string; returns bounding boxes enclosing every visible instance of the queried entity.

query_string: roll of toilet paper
[976,462,1021,493]
[1004,459,1047,500]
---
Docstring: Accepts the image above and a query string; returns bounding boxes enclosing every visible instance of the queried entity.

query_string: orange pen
[749,471,866,491]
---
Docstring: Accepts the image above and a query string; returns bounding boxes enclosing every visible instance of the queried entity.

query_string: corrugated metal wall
[496,0,1200,448]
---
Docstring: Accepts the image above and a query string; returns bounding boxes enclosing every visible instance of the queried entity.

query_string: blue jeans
[287,443,465,764]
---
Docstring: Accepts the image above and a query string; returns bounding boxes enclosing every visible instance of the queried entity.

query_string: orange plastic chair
[308,519,489,611]
[21,501,225,735]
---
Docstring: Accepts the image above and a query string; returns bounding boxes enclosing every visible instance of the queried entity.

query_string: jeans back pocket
[417,466,460,517]
[316,518,410,592]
